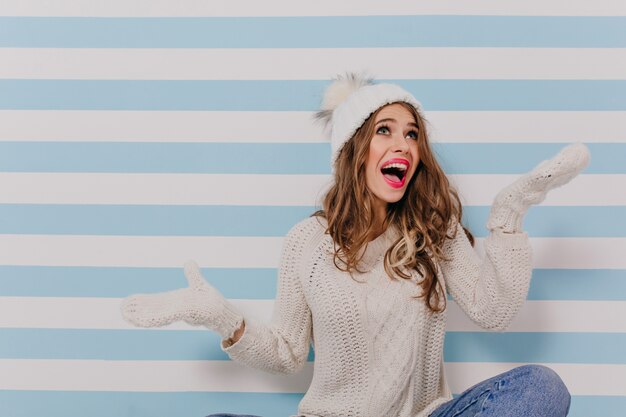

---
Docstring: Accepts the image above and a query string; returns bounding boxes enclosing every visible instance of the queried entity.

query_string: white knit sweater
[222,215,533,417]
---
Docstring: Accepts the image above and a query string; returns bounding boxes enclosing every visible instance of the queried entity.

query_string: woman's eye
[376,126,390,135]
[407,130,418,139]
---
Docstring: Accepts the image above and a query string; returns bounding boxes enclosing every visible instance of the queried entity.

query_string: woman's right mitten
[120,260,244,339]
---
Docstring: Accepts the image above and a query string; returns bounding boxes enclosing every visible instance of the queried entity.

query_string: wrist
[486,205,525,234]
[232,320,245,342]
[223,320,245,348]
[211,297,244,338]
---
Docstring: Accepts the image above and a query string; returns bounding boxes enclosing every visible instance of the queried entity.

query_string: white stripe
[3,48,626,80]
[529,238,625,270]
[1,0,625,16]
[0,359,623,395]
[0,298,272,331]
[426,111,626,144]
[0,235,624,269]
[0,110,321,143]
[449,174,626,207]
[0,359,314,392]
[0,173,332,206]
[0,235,283,268]
[1,298,625,333]
[0,173,621,206]
[1,110,624,143]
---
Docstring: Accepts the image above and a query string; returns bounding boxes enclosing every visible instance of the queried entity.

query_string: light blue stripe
[568,396,626,417]
[0,266,278,299]
[432,143,623,174]
[0,16,625,48]
[2,80,626,111]
[0,142,619,173]
[0,142,329,173]
[444,332,626,364]
[0,205,623,237]
[2,330,624,364]
[1,266,624,301]
[528,269,626,301]
[0,391,304,417]
[0,205,314,236]
[0,392,621,417]
[0,329,316,362]
[462,206,626,238]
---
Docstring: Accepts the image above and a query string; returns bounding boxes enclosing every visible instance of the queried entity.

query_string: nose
[391,132,410,153]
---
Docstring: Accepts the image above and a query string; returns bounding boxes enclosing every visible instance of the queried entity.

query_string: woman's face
[365,103,420,216]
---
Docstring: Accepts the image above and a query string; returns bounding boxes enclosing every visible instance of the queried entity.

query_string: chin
[386,195,406,204]
[377,189,407,204]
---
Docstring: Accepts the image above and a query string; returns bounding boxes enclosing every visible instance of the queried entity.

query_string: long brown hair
[312,101,474,313]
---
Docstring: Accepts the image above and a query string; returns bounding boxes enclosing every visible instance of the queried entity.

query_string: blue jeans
[429,364,571,417]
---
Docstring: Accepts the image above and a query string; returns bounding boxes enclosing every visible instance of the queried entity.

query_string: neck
[367,224,386,242]
[371,202,388,240]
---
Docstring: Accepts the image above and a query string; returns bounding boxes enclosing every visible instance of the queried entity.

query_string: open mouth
[381,165,406,182]
[380,159,409,188]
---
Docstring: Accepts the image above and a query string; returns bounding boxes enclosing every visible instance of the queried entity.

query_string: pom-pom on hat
[315,73,422,170]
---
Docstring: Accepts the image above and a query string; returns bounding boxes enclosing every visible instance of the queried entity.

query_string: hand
[486,142,591,233]
[120,260,243,339]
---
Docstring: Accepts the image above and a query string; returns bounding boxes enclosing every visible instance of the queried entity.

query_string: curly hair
[312,101,474,313]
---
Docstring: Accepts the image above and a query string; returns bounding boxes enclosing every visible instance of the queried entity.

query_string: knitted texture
[486,142,590,233]
[222,215,533,417]
[120,260,243,339]
[316,73,422,169]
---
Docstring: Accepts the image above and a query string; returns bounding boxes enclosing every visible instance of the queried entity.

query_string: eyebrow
[375,118,419,128]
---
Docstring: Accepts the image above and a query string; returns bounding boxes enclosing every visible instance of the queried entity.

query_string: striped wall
[0,1,625,416]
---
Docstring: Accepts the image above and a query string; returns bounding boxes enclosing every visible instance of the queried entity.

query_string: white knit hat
[315,73,422,169]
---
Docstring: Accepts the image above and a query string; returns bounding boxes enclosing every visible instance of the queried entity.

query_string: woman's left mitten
[486,142,591,233]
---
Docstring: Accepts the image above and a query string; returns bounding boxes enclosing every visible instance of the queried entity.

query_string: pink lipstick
[380,158,410,189]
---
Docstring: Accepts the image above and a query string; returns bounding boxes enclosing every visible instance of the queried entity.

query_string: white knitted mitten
[120,260,243,339]
[486,142,591,233]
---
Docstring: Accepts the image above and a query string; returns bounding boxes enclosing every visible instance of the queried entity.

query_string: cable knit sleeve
[439,216,533,331]
[220,219,314,374]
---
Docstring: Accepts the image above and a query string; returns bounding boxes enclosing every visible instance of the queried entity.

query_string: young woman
[121,74,590,417]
